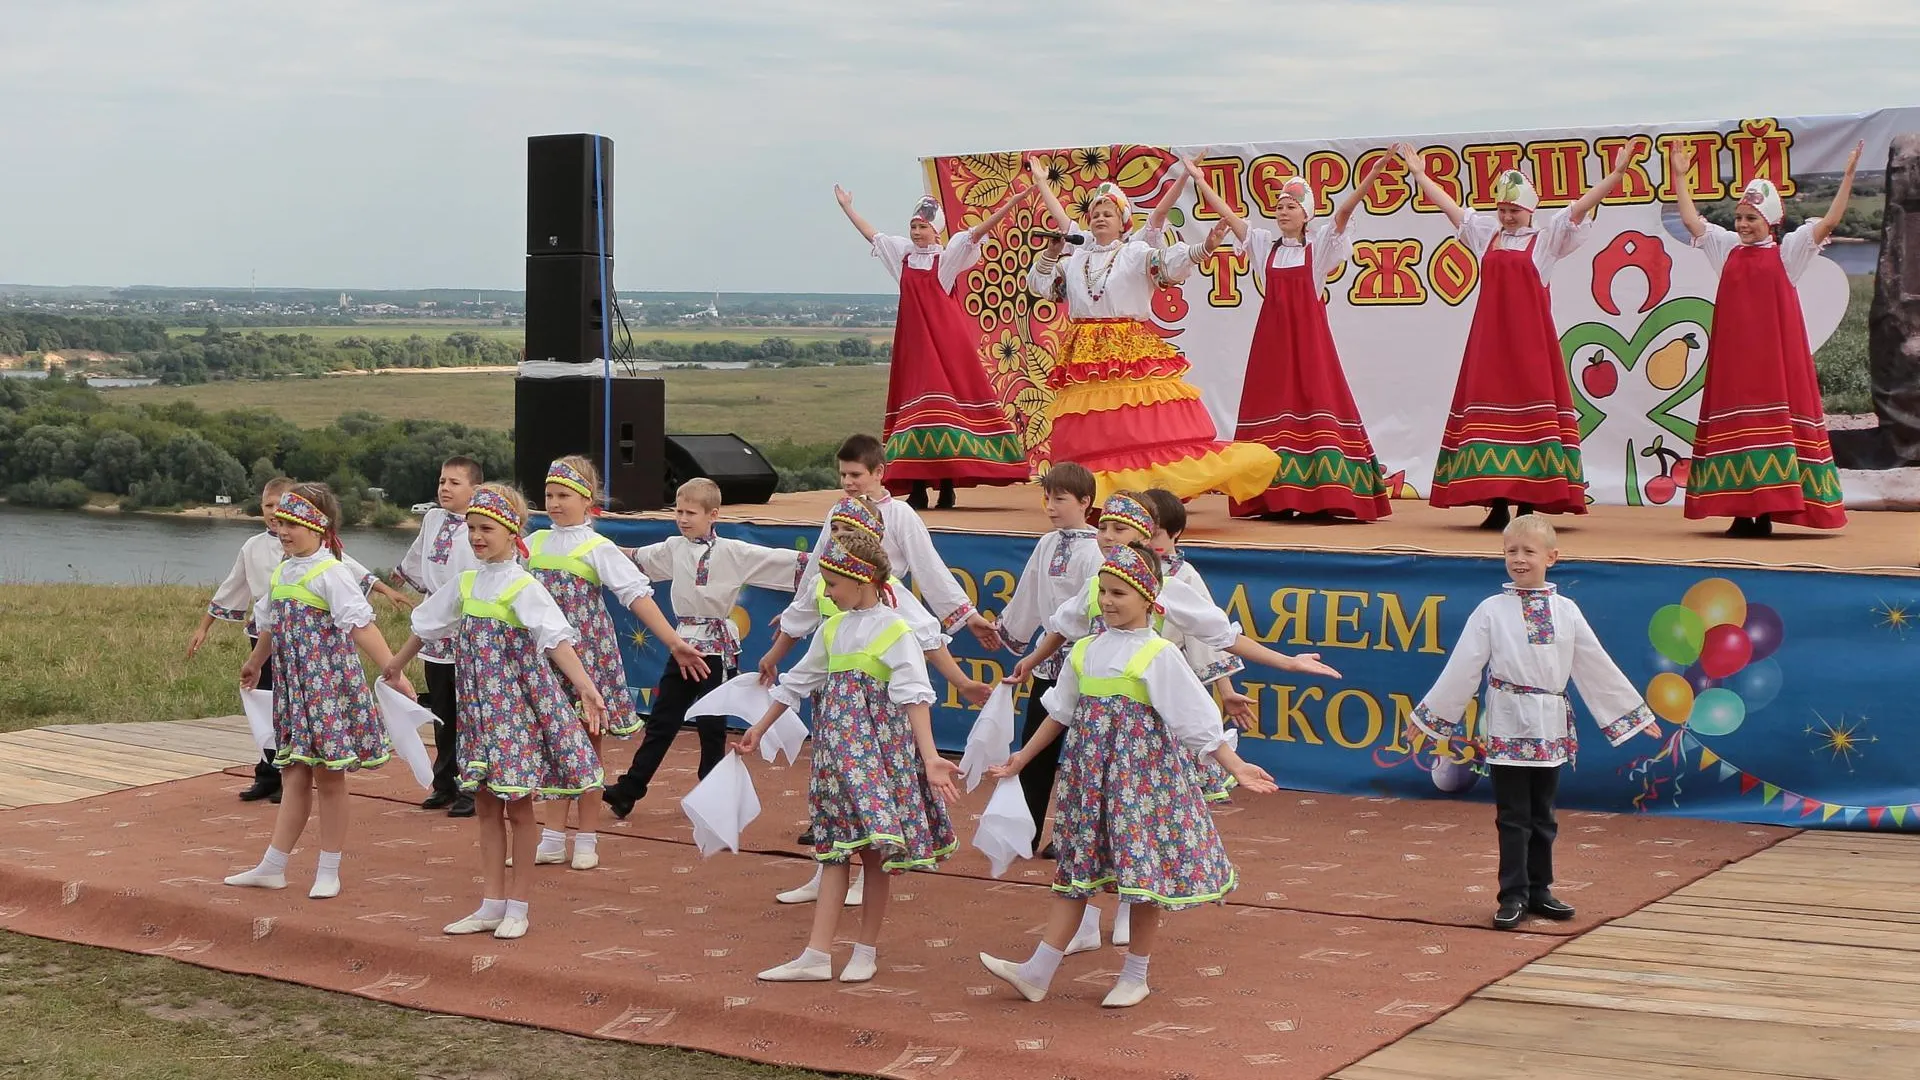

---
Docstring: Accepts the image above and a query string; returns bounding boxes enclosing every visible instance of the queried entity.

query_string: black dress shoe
[447,795,476,818]
[603,787,637,819]
[1479,500,1512,530]
[1493,900,1525,930]
[238,778,280,802]
[905,483,930,510]
[796,829,816,845]
[1528,894,1576,920]
[1038,841,1058,860]
[936,480,957,510]
[420,790,457,811]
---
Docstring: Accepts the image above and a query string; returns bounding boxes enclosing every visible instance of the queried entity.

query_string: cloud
[0,0,1917,290]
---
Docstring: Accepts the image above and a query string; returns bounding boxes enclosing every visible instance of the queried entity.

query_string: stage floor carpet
[0,739,1791,1080]
[617,488,1917,575]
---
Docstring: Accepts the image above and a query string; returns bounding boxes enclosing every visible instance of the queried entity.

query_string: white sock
[574,832,597,854]
[1076,904,1101,937]
[809,864,825,886]
[257,846,290,874]
[1016,942,1064,989]
[537,829,567,855]
[796,946,831,968]
[314,850,341,885]
[477,897,507,920]
[1115,902,1132,933]
[503,899,529,923]
[1120,951,1150,984]
[851,942,877,967]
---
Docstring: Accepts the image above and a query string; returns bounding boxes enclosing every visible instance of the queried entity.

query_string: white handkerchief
[688,672,775,723]
[761,709,809,767]
[958,683,1017,793]
[972,776,1035,878]
[241,689,276,753]
[374,681,438,789]
[681,752,761,857]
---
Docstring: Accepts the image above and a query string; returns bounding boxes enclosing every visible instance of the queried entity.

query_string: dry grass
[98,366,890,442]
[0,932,834,1080]
[162,322,891,346]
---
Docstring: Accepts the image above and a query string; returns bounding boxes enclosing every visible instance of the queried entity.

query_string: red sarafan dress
[1027,232,1279,503]
[1430,209,1592,515]
[870,233,1029,494]
[1682,222,1845,528]
[1229,222,1390,519]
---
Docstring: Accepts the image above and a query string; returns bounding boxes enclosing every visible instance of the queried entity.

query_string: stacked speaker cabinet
[518,133,666,511]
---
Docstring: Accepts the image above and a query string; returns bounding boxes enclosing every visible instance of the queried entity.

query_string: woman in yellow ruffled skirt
[1025,156,1278,503]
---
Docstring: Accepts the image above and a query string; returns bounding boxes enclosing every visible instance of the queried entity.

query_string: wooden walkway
[3,719,1916,1078]
[0,715,257,809]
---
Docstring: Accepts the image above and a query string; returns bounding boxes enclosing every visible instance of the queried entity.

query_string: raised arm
[1332,154,1394,234]
[969,183,1034,242]
[1568,140,1643,224]
[1027,156,1075,233]
[835,185,879,243]
[1394,143,1466,228]
[1667,143,1707,240]
[1142,160,1191,236]
[1179,152,1248,241]
[1812,140,1865,244]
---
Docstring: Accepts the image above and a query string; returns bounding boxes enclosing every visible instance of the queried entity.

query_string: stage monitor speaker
[664,434,780,505]
[525,254,609,363]
[513,375,665,512]
[527,133,612,256]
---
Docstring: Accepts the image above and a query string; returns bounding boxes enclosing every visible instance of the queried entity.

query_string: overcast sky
[3,1,1918,294]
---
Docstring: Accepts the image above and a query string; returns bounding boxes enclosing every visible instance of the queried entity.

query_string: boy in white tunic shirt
[395,456,485,817]
[1410,517,1661,929]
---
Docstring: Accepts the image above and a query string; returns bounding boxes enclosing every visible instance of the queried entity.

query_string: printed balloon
[1726,658,1783,713]
[1682,577,1748,629]
[1699,623,1754,679]
[1646,672,1695,724]
[1432,756,1479,794]
[1743,603,1785,662]
[1648,604,1707,665]
[1688,687,1747,737]
[1682,661,1721,695]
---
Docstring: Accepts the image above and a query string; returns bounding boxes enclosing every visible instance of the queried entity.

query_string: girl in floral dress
[981,542,1278,1009]
[387,483,608,941]
[737,533,963,984]
[227,484,414,900]
[521,456,709,871]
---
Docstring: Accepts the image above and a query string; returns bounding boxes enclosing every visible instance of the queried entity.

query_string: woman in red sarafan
[1667,141,1858,537]
[1184,151,1395,521]
[1399,141,1641,529]
[1023,155,1279,504]
[835,185,1032,510]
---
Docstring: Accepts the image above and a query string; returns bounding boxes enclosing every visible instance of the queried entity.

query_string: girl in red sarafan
[1399,141,1641,529]
[835,185,1032,510]
[1667,141,1858,537]
[1183,151,1396,521]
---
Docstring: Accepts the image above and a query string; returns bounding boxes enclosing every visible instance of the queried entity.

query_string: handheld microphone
[1034,230,1085,245]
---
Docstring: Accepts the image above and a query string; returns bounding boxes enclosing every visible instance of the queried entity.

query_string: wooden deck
[0,715,257,809]
[3,718,1915,1078]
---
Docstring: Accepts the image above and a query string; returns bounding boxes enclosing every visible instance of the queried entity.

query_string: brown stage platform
[617,488,1917,576]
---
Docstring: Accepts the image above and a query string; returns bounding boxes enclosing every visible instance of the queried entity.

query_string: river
[0,504,419,585]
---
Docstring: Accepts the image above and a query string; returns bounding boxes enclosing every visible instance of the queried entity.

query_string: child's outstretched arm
[968,183,1034,243]
[240,631,274,689]
[1394,143,1467,228]
[1330,154,1395,234]
[1812,140,1866,244]
[987,717,1067,779]
[905,703,960,802]
[352,624,414,698]
[834,185,880,242]
[547,642,608,735]
[1226,635,1342,679]
[926,646,992,705]
[1408,601,1495,754]
[1667,143,1708,240]
[628,594,710,681]
[1567,139,1644,224]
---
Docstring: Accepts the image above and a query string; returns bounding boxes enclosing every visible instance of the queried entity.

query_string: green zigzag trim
[886,425,1026,465]
[1433,442,1585,485]
[1689,448,1844,502]
[1268,448,1388,496]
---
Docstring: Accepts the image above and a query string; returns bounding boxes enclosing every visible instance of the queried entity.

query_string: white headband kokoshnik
[1275,175,1316,218]
[1740,179,1784,226]
[911,195,943,231]
[1491,168,1539,212]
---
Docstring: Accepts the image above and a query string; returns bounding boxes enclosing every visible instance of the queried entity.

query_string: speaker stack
[516,133,667,511]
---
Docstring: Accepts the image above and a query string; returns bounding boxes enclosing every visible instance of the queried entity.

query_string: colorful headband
[1276,175,1316,218]
[829,496,885,542]
[1491,169,1539,212]
[467,488,524,535]
[545,459,593,499]
[911,195,943,231]
[1099,544,1161,604]
[1090,181,1130,220]
[1099,493,1154,539]
[819,540,895,606]
[273,490,329,534]
[1740,179,1784,226]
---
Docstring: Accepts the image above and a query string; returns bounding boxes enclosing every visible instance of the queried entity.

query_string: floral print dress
[527,526,651,737]
[253,553,390,772]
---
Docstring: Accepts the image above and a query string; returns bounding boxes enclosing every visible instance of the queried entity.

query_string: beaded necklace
[1082,242,1123,301]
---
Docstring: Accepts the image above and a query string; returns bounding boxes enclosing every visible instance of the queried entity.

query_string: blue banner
[592,517,1920,831]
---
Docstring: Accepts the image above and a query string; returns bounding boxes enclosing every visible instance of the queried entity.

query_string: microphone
[1034,230,1085,245]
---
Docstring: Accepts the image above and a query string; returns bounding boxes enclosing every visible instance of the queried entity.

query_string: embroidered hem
[1410,702,1464,740]
[1049,867,1239,910]
[1601,703,1658,745]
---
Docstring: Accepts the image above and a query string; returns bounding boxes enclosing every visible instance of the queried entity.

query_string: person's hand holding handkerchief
[681,751,761,856]
[958,683,1016,793]
[971,775,1035,877]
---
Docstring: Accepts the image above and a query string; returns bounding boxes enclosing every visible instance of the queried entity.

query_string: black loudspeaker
[525,254,610,363]
[527,134,612,256]
[514,375,665,512]
[664,434,780,505]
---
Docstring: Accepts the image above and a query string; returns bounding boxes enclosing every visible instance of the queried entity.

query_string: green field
[100,366,890,443]
[163,322,892,347]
